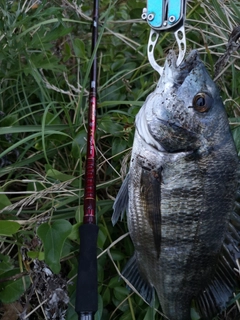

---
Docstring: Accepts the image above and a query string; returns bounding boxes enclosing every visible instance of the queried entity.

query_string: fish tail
[196,207,240,319]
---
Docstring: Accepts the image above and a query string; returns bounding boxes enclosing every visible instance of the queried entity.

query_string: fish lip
[165,49,199,69]
[180,49,199,68]
[162,49,200,86]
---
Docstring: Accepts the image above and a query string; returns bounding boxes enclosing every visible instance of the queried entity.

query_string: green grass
[0,0,239,319]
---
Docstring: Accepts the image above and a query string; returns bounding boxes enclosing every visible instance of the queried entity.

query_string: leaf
[97,225,107,249]
[75,206,84,224]
[0,193,12,210]
[61,238,73,258]
[73,38,86,58]
[27,251,39,259]
[108,276,121,288]
[112,138,127,158]
[119,310,132,320]
[94,294,103,320]
[110,249,125,261]
[67,223,80,241]
[102,287,110,304]
[43,26,72,43]
[43,112,61,125]
[63,42,72,62]
[66,289,78,320]
[67,257,78,280]
[97,263,104,284]
[143,305,156,320]
[0,275,31,303]
[98,115,123,136]
[71,130,87,159]
[66,306,78,320]
[37,220,72,273]
[113,286,129,301]
[0,254,14,275]
[0,114,19,127]
[111,58,126,71]
[38,252,45,261]
[46,168,78,187]
[0,221,20,236]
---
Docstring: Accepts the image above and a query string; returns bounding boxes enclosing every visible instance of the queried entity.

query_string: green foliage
[0,271,31,304]
[0,0,239,319]
[0,192,12,210]
[37,220,72,273]
[0,220,20,236]
[0,254,31,304]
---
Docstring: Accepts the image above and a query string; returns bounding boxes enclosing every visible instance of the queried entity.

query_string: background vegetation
[0,0,239,319]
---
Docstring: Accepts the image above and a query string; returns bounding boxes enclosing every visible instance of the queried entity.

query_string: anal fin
[122,254,153,304]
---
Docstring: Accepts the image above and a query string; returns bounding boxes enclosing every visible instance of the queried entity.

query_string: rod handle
[75,224,99,315]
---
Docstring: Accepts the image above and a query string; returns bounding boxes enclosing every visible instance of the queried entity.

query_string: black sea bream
[112,50,240,320]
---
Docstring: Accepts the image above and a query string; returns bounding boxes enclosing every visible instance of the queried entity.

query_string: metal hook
[147,24,186,76]
[175,25,186,66]
[147,29,163,76]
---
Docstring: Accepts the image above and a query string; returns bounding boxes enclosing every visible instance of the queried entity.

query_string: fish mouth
[163,49,200,86]
[137,49,205,154]
[144,50,203,153]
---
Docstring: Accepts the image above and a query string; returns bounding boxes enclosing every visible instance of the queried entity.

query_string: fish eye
[192,93,212,113]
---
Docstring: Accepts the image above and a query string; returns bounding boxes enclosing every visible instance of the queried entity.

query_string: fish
[112,50,240,320]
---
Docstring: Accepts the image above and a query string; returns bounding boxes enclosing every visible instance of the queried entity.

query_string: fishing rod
[75,0,99,319]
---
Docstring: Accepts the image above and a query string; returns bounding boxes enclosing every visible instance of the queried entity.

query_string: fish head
[137,50,231,154]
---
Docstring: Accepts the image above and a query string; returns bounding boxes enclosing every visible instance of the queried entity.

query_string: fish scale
[112,50,239,319]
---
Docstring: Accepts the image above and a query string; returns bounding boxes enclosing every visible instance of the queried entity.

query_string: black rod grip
[75,224,99,315]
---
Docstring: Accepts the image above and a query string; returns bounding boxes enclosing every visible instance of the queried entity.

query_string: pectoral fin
[112,174,129,226]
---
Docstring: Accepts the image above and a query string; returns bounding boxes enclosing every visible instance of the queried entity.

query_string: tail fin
[196,200,240,319]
